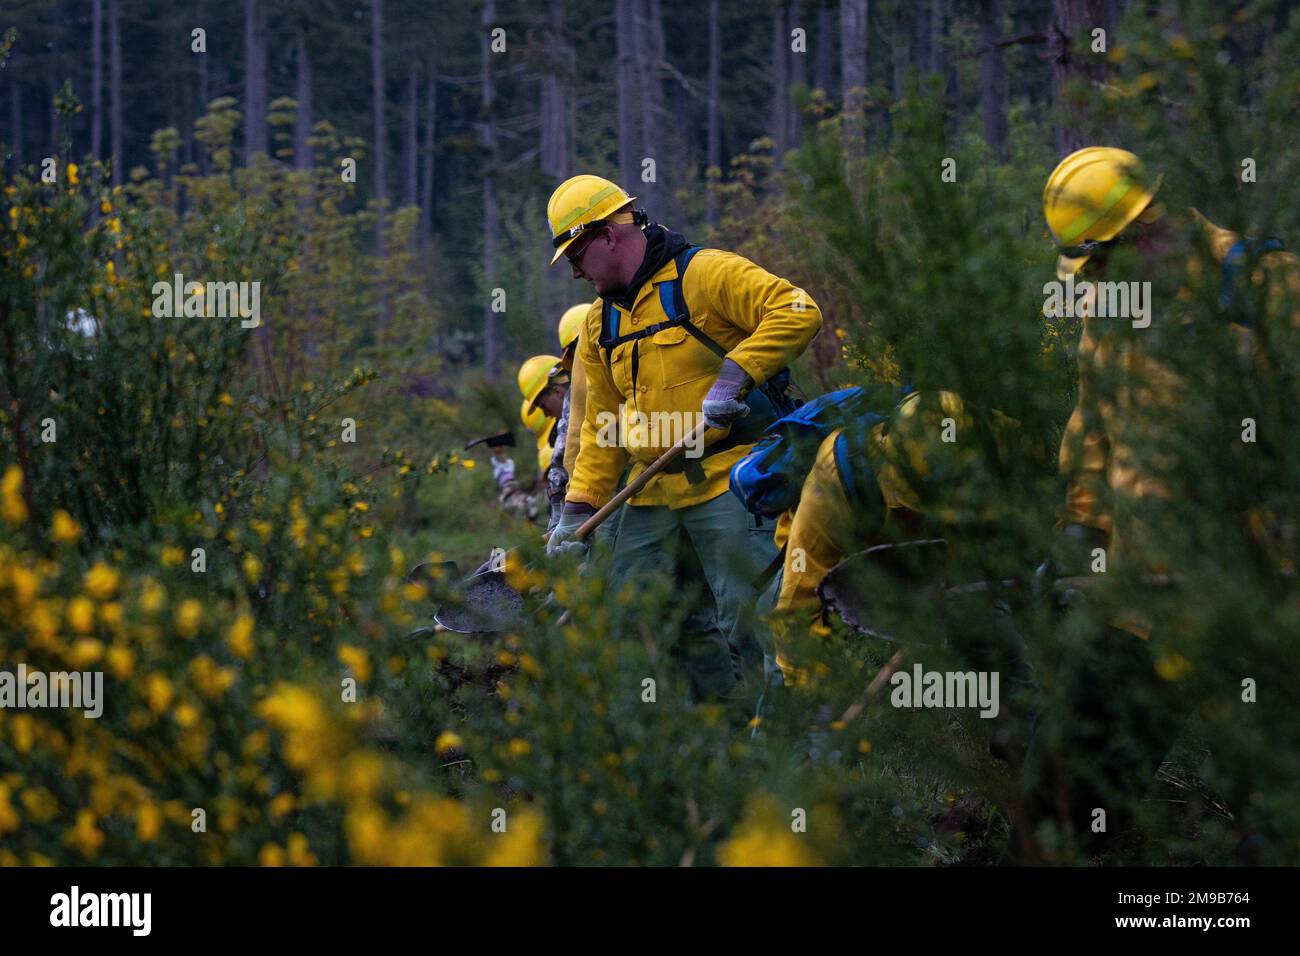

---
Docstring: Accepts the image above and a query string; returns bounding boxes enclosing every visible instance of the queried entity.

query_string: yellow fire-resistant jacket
[567,249,822,509]
[1060,210,1300,566]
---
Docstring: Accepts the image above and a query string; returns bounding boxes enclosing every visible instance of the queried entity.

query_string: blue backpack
[1219,236,1286,318]
[729,385,895,519]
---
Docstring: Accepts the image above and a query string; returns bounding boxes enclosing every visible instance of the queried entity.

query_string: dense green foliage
[1,1,1298,866]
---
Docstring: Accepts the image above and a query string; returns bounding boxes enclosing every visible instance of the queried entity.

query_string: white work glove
[546,502,596,557]
[701,359,753,430]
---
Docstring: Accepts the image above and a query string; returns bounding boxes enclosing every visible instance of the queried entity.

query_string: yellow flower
[160,545,185,568]
[268,793,296,820]
[286,833,317,867]
[146,673,174,714]
[174,598,202,637]
[0,785,19,834]
[69,638,104,668]
[9,565,39,607]
[352,501,369,513]
[66,163,79,185]
[174,702,201,728]
[51,509,82,544]
[136,803,163,842]
[461,459,476,470]
[506,738,531,758]
[106,645,135,679]
[484,808,546,867]
[67,596,96,634]
[243,552,262,584]
[338,644,372,682]
[717,797,822,867]
[226,613,255,659]
[258,843,286,867]
[83,561,119,600]
[67,809,105,858]
[434,731,463,757]
[139,578,165,614]
[1155,652,1192,682]
[190,656,235,699]
[1,465,27,526]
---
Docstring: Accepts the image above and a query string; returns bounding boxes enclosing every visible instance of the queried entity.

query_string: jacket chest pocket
[649,325,718,389]
[607,340,636,396]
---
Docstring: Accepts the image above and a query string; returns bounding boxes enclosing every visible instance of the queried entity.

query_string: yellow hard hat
[520,397,550,439]
[518,353,569,414]
[558,303,591,353]
[547,174,637,265]
[536,430,554,475]
[518,354,560,405]
[1043,147,1162,277]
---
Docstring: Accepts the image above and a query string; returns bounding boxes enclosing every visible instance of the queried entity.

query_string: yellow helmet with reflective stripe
[558,303,591,353]
[1043,147,1162,276]
[518,354,561,407]
[520,398,550,439]
[547,175,637,265]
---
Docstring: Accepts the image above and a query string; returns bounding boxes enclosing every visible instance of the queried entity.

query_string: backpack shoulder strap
[1221,236,1286,316]
[599,299,618,360]
[659,246,727,359]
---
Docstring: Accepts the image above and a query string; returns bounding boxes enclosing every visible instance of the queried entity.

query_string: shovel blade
[433,568,525,634]
[818,539,949,643]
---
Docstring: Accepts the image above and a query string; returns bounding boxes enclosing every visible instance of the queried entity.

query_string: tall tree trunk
[197,0,209,173]
[7,72,21,171]
[540,0,570,181]
[786,1,805,149]
[109,0,122,185]
[244,0,268,162]
[1050,0,1111,155]
[371,0,388,239]
[930,0,944,75]
[294,21,314,171]
[632,0,665,215]
[420,58,436,239]
[91,0,103,158]
[540,0,571,330]
[979,0,1008,161]
[615,0,639,193]
[403,59,418,207]
[892,1,907,103]
[840,0,868,164]
[915,0,930,75]
[815,1,835,97]
[769,1,790,162]
[47,70,57,157]
[705,0,721,228]
[481,0,500,379]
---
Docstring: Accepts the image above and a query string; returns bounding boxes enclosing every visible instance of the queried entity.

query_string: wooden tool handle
[574,420,712,541]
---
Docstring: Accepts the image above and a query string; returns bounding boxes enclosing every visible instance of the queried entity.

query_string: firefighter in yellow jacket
[1035,146,1299,856]
[763,391,1026,682]
[544,174,822,703]
[1045,146,1299,580]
